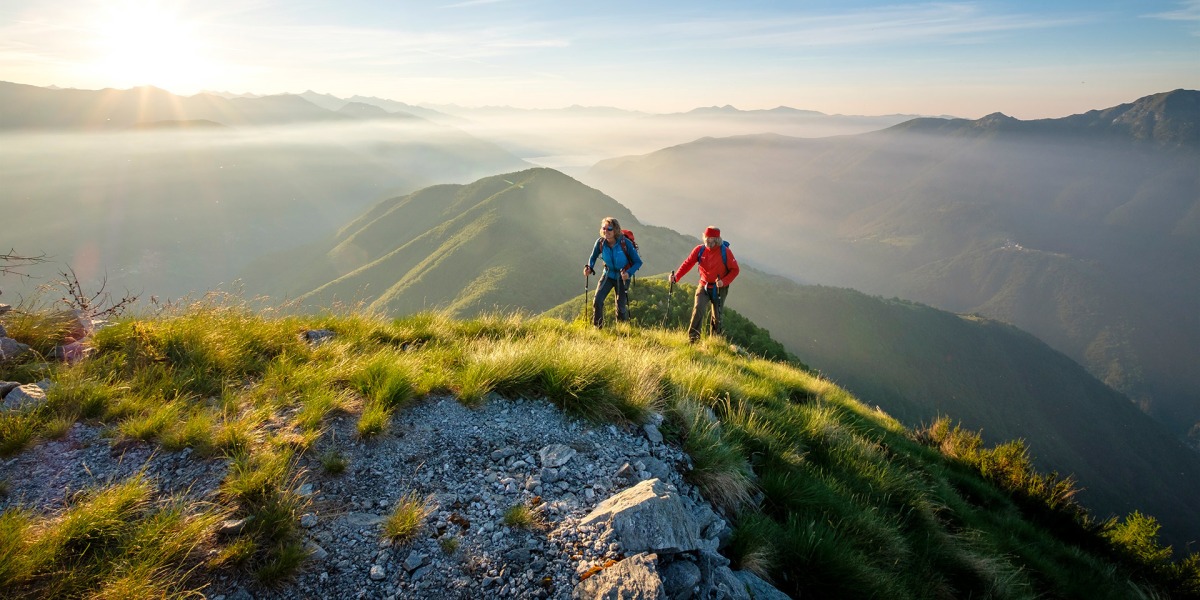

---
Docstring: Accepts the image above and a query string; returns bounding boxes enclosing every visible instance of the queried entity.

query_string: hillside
[246,167,1200,550]
[581,89,1200,438]
[242,169,700,317]
[2,304,1198,598]
[728,277,1200,550]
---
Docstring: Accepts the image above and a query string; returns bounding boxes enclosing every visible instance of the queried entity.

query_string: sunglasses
[601,226,614,231]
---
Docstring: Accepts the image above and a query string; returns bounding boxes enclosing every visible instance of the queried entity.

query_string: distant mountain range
[893,88,1200,147]
[0,80,933,134]
[583,89,1200,442]
[0,81,424,129]
[242,167,1200,550]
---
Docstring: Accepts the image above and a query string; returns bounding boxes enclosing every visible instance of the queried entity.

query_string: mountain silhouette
[893,89,1200,147]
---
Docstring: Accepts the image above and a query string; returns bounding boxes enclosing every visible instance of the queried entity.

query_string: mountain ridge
[242,167,1200,551]
[890,89,1200,147]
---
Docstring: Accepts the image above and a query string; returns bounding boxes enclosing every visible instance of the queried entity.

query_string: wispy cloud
[657,3,1086,49]
[1145,0,1200,34]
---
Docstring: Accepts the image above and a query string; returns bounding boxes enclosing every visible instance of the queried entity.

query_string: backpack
[597,229,638,272]
[697,240,730,275]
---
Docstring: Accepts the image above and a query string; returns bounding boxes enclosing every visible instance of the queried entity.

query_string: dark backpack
[697,240,730,274]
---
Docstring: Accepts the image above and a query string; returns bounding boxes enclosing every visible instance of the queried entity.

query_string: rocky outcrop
[573,478,787,600]
[0,327,793,599]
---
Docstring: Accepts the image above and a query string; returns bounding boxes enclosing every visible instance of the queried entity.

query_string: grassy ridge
[1,297,1197,597]
[248,166,1200,552]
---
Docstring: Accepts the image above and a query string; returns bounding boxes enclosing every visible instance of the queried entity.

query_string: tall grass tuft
[383,492,431,543]
[0,473,226,599]
[220,447,309,583]
[0,410,41,457]
[503,501,547,531]
[669,400,754,512]
[352,351,417,437]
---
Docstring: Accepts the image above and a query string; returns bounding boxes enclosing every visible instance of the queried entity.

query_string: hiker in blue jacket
[584,217,642,328]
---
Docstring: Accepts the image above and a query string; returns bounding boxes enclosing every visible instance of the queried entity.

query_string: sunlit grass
[383,492,431,543]
[0,473,226,599]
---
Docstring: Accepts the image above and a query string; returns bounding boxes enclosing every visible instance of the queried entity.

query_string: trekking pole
[663,271,675,326]
[618,274,627,323]
[583,271,590,324]
[713,278,724,336]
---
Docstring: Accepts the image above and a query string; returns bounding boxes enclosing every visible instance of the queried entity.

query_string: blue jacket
[588,236,642,280]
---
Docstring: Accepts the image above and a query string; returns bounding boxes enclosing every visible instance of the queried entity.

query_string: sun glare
[94,3,215,92]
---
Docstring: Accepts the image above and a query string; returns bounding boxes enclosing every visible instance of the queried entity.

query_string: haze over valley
[584,90,1200,442]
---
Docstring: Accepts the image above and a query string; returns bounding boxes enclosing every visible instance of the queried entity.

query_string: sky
[0,0,1198,119]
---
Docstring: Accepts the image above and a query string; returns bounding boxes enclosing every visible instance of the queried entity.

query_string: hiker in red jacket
[671,226,739,342]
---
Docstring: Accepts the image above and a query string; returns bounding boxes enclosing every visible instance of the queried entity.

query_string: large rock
[577,478,790,600]
[2,380,50,411]
[581,478,717,555]
[573,552,665,600]
[0,336,30,361]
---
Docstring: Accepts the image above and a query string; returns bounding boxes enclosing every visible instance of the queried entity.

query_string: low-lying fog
[0,120,528,301]
[419,106,916,174]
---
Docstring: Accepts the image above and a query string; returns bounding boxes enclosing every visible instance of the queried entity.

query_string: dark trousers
[593,275,629,328]
[688,285,728,340]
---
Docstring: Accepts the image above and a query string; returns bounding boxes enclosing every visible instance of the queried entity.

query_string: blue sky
[0,0,1197,118]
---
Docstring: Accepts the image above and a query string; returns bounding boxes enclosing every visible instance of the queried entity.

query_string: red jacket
[675,243,739,287]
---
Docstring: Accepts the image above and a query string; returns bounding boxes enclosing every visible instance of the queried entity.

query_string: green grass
[319,448,349,475]
[1,297,1196,598]
[0,473,227,599]
[502,502,546,531]
[383,492,431,543]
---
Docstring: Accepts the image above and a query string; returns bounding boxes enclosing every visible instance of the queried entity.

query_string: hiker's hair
[601,217,621,234]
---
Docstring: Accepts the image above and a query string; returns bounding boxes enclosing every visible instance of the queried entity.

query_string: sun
[93,2,215,92]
